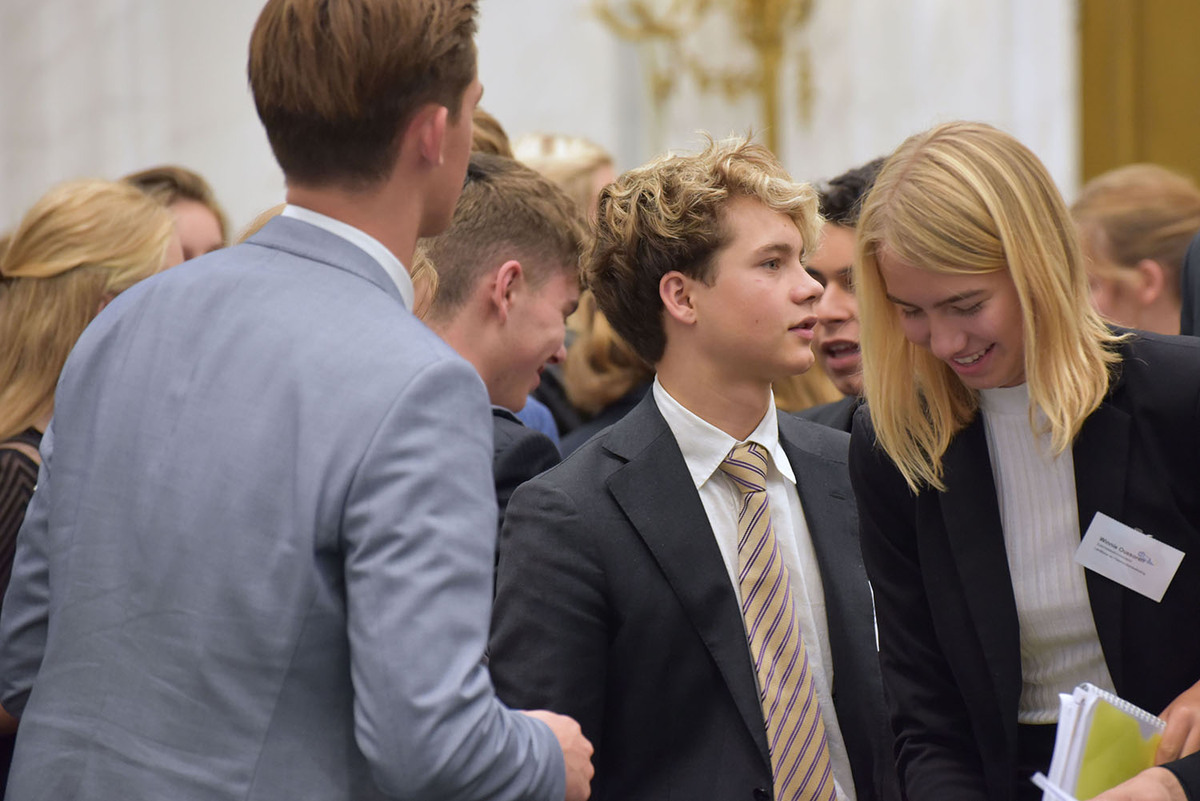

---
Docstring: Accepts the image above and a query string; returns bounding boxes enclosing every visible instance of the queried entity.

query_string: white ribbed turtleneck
[979,383,1115,723]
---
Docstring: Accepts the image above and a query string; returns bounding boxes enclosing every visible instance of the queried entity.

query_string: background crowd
[2,1,1200,801]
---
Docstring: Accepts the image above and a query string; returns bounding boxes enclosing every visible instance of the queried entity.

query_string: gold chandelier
[594,0,816,156]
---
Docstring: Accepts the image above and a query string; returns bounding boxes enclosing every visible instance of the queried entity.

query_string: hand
[521,709,594,801]
[0,703,16,736]
[1158,679,1200,764]
[1090,767,1187,801]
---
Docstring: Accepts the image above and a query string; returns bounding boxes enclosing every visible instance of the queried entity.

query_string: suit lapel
[939,415,1022,742]
[1072,391,1131,689]
[604,397,771,769]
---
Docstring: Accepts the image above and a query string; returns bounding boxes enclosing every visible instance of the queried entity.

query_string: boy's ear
[407,103,449,167]
[490,259,524,322]
[660,270,697,325]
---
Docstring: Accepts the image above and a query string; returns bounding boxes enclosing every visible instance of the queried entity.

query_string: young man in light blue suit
[0,1,592,800]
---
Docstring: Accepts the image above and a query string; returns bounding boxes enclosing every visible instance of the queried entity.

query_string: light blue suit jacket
[0,217,563,801]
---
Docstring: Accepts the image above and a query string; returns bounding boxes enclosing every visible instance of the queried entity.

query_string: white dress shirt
[281,204,415,310]
[653,378,856,801]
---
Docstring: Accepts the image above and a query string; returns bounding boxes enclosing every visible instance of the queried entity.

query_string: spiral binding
[1078,682,1166,731]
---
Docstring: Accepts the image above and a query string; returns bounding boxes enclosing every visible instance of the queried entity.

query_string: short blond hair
[0,180,174,439]
[856,121,1123,491]
[586,135,821,365]
[1071,163,1200,300]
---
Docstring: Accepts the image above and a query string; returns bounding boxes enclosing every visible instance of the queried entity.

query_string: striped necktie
[719,441,836,801]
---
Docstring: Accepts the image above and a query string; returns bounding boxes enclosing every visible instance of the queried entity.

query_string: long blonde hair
[856,122,1123,491]
[0,180,175,440]
[563,291,652,416]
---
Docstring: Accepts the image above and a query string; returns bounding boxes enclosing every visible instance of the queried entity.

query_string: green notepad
[1045,683,1166,801]
[1074,697,1163,799]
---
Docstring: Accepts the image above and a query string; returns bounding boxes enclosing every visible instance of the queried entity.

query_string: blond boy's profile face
[685,195,823,385]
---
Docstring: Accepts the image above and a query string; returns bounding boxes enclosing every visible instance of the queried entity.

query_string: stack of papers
[1043,683,1165,800]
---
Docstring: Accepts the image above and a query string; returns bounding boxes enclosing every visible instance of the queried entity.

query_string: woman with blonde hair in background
[849,122,1200,801]
[0,179,180,597]
[124,165,229,262]
[1071,164,1200,335]
[0,178,179,791]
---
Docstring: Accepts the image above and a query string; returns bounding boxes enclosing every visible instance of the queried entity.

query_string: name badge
[1075,512,1184,603]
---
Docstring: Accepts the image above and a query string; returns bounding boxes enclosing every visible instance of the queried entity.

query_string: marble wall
[0,0,1078,234]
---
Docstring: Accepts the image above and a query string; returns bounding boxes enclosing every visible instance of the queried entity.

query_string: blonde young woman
[848,122,1200,801]
[0,180,180,595]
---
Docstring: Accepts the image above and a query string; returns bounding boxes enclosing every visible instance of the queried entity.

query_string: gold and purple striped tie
[720,442,836,801]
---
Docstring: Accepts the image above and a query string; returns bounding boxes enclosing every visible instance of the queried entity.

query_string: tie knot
[719,442,769,495]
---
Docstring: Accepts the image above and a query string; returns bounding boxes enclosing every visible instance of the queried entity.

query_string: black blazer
[1181,231,1200,337]
[492,407,560,534]
[797,395,862,434]
[849,332,1200,801]
[489,394,900,801]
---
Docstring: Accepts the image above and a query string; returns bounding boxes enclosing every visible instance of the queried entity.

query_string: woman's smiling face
[878,250,1027,390]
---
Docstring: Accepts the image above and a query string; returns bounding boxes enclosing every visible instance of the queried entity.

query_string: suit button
[753,789,770,801]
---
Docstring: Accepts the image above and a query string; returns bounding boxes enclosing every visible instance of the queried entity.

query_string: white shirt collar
[652,376,796,490]
[281,204,415,310]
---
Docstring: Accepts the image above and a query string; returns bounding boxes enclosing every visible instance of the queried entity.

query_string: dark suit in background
[850,332,1200,801]
[797,395,862,434]
[490,394,899,801]
[492,407,560,533]
[1181,231,1200,336]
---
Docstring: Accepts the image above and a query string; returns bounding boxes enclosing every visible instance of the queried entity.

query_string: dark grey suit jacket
[490,393,899,801]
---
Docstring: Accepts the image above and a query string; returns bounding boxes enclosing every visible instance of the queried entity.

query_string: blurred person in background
[797,157,885,431]
[557,291,654,456]
[1071,164,1200,336]
[471,114,562,445]
[770,361,844,414]
[514,133,614,220]
[516,133,617,438]
[0,178,180,794]
[421,153,583,531]
[472,107,514,157]
[125,165,229,262]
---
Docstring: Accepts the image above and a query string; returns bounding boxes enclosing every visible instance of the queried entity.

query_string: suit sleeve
[489,476,610,755]
[342,357,564,801]
[1166,750,1200,800]
[848,414,990,801]
[0,424,55,716]
[493,425,561,534]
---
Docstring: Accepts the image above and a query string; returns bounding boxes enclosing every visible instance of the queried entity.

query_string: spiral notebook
[1043,682,1166,801]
